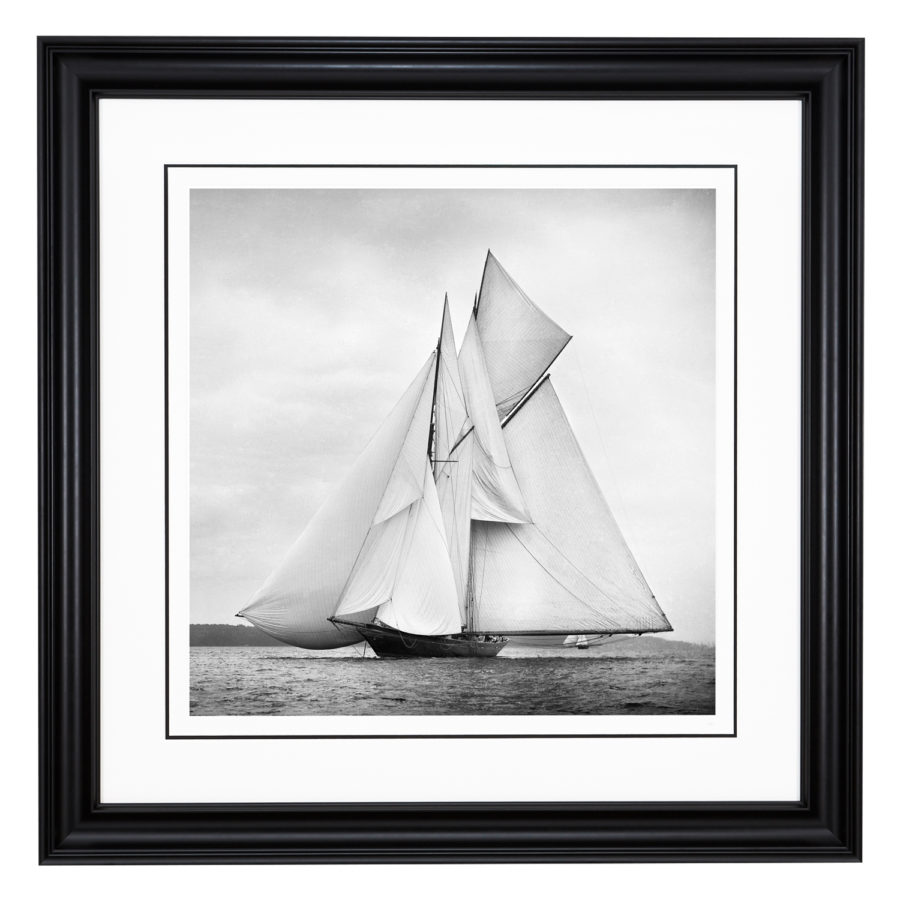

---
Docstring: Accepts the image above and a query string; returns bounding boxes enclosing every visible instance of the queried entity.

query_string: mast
[465,527,476,633]
[473,249,490,318]
[426,295,446,471]
[432,296,474,625]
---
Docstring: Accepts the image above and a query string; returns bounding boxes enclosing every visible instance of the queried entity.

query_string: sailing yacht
[237,251,672,658]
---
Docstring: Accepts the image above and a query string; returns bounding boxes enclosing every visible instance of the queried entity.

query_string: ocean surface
[190,639,715,716]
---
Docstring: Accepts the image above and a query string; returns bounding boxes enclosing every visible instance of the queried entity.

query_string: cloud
[188,187,718,642]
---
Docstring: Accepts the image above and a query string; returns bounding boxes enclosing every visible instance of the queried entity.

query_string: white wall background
[2,0,893,895]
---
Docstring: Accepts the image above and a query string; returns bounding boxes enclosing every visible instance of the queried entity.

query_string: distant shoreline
[189,623,713,653]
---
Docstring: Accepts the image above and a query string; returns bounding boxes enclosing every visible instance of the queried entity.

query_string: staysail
[470,378,671,635]
[457,313,530,524]
[368,474,462,635]
[475,251,572,418]
[239,354,440,648]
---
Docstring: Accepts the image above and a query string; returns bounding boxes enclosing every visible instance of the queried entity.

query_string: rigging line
[563,351,662,618]
[475,521,601,631]
[427,303,445,468]
[437,367,464,442]
[476,523,488,628]
[448,374,467,409]
[502,525,635,631]
[474,254,490,318]
[438,353,468,410]
[347,637,366,659]
[571,343,648,574]
[519,520,666,623]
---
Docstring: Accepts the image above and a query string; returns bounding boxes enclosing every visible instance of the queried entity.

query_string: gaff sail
[470,378,671,636]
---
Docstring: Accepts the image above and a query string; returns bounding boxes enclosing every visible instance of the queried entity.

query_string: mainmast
[465,531,476,633]
[426,294,446,471]
[473,248,490,318]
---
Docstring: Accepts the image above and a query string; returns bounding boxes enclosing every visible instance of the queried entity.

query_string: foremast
[426,294,446,473]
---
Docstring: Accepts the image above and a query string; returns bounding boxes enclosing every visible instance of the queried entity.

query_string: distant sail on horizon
[238,252,672,657]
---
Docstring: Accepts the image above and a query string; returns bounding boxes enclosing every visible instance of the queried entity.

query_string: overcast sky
[189,187,717,644]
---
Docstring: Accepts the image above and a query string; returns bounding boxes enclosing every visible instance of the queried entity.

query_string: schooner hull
[350,621,507,659]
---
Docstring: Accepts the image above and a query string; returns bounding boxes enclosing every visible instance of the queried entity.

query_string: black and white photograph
[176,172,732,724]
[28,22,868,872]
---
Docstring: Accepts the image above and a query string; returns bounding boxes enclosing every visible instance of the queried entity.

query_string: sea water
[189,641,715,716]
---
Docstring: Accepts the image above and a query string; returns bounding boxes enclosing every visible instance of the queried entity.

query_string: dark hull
[352,622,507,659]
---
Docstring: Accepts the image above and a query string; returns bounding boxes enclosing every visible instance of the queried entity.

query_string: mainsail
[470,378,671,635]
[475,250,571,418]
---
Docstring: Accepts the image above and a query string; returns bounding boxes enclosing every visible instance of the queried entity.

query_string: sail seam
[495,524,623,631]
[512,524,667,625]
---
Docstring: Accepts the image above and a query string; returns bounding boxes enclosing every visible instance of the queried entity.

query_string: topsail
[475,250,571,418]
[240,251,672,652]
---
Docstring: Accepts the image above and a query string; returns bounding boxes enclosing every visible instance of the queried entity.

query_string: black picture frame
[38,37,863,863]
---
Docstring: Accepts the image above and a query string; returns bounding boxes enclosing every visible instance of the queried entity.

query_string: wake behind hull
[351,621,507,659]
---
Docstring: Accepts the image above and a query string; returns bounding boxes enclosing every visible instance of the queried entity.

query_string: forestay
[471,378,671,635]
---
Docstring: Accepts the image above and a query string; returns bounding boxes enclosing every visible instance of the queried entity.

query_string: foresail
[458,314,530,524]
[476,251,571,418]
[238,355,436,649]
[471,379,671,635]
